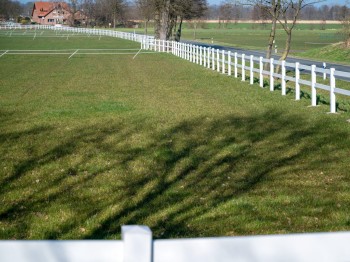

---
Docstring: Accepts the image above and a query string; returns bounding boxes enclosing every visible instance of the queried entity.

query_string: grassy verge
[298,43,350,64]
[0,34,350,240]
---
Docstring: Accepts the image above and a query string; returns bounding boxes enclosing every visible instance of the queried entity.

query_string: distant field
[120,23,345,61]
[180,28,343,53]
[183,22,343,31]
[0,31,350,240]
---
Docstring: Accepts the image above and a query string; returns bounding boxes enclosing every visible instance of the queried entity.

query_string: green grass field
[186,29,341,51]
[0,31,350,240]
[120,23,347,63]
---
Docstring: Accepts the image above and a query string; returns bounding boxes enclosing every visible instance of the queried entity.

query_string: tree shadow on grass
[0,109,349,239]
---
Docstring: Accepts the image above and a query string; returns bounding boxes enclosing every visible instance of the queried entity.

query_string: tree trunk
[276,30,292,73]
[167,14,176,40]
[280,30,292,60]
[266,17,276,60]
[144,19,148,35]
[159,0,171,40]
[154,9,160,39]
[175,17,183,42]
[194,21,197,40]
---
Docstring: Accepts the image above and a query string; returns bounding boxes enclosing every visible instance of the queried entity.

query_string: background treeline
[205,4,350,21]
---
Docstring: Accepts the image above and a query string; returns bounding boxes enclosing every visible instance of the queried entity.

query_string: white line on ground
[68,49,79,59]
[133,48,143,59]
[0,50,8,57]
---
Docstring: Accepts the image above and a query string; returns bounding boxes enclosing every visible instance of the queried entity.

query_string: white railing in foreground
[142,39,350,114]
[0,25,154,43]
[0,226,349,262]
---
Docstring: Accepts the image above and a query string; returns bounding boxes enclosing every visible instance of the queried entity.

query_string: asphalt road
[183,40,350,81]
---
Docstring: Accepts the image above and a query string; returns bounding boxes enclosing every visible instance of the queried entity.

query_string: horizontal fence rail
[0,226,350,262]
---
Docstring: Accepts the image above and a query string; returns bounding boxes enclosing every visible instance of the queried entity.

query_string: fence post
[193,45,196,63]
[204,47,207,67]
[330,68,336,113]
[250,55,254,85]
[190,44,193,63]
[122,225,152,262]
[311,65,317,106]
[217,49,220,72]
[234,52,238,78]
[222,50,225,74]
[196,46,199,64]
[187,44,190,60]
[323,62,327,80]
[259,57,263,88]
[242,54,245,81]
[282,60,286,95]
[270,58,274,91]
[212,49,215,71]
[228,51,232,76]
[194,45,196,63]
[207,47,211,68]
[200,46,203,66]
[295,62,300,100]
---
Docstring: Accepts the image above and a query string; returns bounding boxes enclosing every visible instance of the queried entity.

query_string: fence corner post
[122,225,153,262]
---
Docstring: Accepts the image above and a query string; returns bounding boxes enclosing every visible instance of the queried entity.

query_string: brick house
[31,2,71,25]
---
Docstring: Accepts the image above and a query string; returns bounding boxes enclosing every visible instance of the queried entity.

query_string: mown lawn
[180,28,343,53]
[119,26,343,54]
[0,33,350,240]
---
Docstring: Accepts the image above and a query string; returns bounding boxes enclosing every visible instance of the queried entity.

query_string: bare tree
[67,0,81,26]
[274,0,325,63]
[236,0,280,66]
[136,0,154,35]
[219,2,234,28]
[152,0,207,41]
[173,0,207,41]
[0,0,22,20]
[81,0,96,27]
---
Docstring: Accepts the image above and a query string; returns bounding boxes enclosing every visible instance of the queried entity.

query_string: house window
[48,19,54,22]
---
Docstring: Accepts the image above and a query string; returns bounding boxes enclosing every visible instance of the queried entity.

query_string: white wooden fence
[1,226,350,262]
[0,25,154,43]
[1,25,349,113]
[142,39,350,114]
[1,26,350,260]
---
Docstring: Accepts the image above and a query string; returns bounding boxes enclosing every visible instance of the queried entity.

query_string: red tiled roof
[32,2,70,17]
